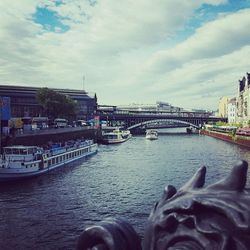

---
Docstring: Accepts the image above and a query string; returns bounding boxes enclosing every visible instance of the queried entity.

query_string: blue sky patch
[173,0,250,43]
[33,7,69,33]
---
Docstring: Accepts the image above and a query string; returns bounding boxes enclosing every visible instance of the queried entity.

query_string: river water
[1,131,250,250]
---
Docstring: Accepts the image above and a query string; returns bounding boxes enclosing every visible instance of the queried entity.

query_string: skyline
[1,0,250,110]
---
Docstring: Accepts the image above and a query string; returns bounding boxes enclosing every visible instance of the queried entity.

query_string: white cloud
[1,0,249,110]
[131,8,250,108]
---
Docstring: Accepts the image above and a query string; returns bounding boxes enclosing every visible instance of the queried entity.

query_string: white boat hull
[146,130,158,140]
[102,134,132,144]
[146,135,158,140]
[102,128,132,144]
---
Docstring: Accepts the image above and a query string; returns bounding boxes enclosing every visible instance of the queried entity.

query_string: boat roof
[103,131,120,135]
[102,126,122,131]
[4,145,38,149]
[238,127,250,131]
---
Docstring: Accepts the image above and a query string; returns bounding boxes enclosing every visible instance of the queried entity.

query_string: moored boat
[102,127,132,144]
[145,130,158,140]
[0,139,98,182]
[201,125,250,148]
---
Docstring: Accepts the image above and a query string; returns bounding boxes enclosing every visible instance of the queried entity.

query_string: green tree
[215,121,227,126]
[36,88,77,120]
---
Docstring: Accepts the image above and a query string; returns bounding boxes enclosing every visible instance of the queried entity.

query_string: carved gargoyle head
[143,161,250,250]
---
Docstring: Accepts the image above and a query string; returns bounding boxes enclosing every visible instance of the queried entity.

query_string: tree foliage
[36,88,77,120]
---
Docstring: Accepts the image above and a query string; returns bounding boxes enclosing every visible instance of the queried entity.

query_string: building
[218,96,229,118]
[227,97,236,124]
[236,73,250,125]
[0,85,97,121]
[117,101,182,112]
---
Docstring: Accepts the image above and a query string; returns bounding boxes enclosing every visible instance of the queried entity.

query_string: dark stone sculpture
[77,161,250,250]
[77,218,141,250]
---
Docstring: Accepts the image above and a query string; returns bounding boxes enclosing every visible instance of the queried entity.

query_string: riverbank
[2,127,102,147]
[200,129,250,148]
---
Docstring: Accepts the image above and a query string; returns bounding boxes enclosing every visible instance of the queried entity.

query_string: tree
[36,88,77,120]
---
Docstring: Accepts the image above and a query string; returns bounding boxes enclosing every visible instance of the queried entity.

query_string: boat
[102,127,132,144]
[145,130,158,140]
[201,125,250,148]
[0,139,98,182]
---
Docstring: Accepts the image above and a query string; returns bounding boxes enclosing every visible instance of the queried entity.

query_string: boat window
[12,148,20,154]
[19,149,28,155]
[4,148,12,154]
[28,148,34,154]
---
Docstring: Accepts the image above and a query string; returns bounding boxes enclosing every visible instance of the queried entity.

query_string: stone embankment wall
[4,127,102,147]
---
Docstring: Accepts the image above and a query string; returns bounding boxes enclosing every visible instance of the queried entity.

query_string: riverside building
[218,96,229,118]
[236,73,250,125]
[227,97,236,124]
[0,85,97,120]
[117,101,182,113]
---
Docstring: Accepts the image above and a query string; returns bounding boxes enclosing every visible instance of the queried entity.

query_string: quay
[201,129,250,148]
[2,127,102,148]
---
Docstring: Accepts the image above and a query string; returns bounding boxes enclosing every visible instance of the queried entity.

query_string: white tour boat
[0,139,98,182]
[102,127,132,144]
[145,130,158,140]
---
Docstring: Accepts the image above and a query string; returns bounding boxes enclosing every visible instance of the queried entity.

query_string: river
[1,131,250,249]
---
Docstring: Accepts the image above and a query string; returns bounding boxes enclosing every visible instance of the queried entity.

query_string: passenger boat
[0,139,98,182]
[145,130,158,140]
[201,125,250,148]
[236,127,250,136]
[102,127,132,144]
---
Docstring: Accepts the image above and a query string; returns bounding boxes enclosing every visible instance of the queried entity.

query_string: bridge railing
[98,109,212,118]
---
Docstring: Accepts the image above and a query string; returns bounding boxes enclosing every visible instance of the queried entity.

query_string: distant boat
[102,127,132,144]
[0,139,98,182]
[146,130,158,140]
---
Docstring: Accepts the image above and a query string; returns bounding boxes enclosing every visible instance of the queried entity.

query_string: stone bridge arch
[127,119,199,130]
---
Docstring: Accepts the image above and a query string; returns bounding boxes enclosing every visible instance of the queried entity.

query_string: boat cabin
[3,146,42,161]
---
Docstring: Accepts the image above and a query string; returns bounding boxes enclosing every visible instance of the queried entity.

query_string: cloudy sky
[1,0,250,110]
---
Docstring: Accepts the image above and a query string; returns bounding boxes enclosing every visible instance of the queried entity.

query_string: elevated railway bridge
[96,109,227,131]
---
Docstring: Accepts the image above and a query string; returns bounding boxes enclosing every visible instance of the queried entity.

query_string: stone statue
[77,218,141,250]
[77,161,250,250]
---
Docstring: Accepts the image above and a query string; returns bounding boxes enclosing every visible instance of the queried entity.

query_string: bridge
[127,119,200,130]
[96,108,227,131]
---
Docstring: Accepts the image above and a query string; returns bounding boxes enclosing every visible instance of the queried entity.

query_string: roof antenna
[83,75,85,92]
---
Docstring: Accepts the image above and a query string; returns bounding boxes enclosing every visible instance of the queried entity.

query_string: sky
[1,0,250,110]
